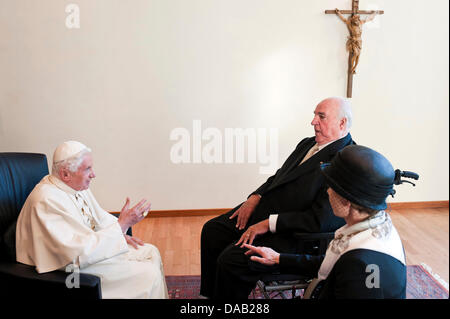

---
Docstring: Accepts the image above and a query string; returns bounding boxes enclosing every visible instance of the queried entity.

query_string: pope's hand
[118,197,151,233]
[124,234,145,249]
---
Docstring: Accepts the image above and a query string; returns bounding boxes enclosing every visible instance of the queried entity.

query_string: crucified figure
[335,8,376,74]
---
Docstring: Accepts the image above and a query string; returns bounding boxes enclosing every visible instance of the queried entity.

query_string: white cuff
[269,214,278,233]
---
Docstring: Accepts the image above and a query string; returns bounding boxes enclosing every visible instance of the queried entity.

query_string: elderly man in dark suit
[200,97,355,299]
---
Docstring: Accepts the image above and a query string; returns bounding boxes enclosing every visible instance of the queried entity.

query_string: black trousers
[200,207,311,299]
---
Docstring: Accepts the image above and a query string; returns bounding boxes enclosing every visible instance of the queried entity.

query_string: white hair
[331,96,353,130]
[51,148,91,176]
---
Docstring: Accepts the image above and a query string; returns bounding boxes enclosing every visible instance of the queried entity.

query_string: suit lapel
[282,139,317,175]
[270,138,316,186]
[268,133,353,190]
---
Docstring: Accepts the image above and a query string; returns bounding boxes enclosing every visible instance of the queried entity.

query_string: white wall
[0,0,448,211]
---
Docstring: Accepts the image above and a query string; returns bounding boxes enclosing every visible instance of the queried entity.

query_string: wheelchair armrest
[0,261,102,299]
[293,232,335,255]
[293,232,334,241]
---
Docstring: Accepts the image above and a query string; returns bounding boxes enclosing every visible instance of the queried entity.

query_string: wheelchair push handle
[394,169,419,187]
[400,170,419,180]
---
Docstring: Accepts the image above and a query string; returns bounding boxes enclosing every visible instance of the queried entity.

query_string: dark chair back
[0,153,49,261]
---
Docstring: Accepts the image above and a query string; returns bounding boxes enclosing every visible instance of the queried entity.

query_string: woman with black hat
[244,145,418,298]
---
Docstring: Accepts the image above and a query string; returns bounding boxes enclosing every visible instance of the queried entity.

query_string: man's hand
[118,197,151,233]
[124,234,145,249]
[229,194,261,230]
[235,219,270,248]
[243,244,280,266]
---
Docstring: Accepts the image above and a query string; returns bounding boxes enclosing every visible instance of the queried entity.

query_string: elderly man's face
[66,153,96,191]
[311,99,346,145]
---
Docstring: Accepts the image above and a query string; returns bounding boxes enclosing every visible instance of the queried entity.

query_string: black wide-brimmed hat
[320,145,396,210]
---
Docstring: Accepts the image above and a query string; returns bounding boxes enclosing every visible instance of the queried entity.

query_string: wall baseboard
[110,208,229,218]
[110,201,448,218]
[144,208,230,218]
[388,201,449,209]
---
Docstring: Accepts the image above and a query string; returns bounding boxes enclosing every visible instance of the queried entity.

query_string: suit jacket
[247,133,354,233]
[280,249,406,299]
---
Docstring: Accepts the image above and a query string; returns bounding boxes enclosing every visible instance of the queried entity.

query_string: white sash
[318,211,405,281]
[304,211,405,298]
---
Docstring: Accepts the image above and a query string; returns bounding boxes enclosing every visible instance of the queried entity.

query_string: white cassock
[16,174,168,299]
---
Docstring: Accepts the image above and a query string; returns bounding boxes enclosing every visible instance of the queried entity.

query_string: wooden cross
[325,0,384,98]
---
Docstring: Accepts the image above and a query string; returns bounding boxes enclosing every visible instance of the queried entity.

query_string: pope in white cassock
[15,141,168,299]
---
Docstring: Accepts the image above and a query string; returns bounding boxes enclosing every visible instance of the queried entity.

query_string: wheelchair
[253,231,334,299]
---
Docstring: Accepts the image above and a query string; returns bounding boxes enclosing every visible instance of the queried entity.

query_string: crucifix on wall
[325,0,384,98]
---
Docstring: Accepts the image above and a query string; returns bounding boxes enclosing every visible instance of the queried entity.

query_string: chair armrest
[0,262,101,299]
[293,232,335,255]
[293,232,335,241]
[110,212,133,236]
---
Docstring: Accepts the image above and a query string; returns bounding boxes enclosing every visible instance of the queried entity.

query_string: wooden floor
[133,207,449,283]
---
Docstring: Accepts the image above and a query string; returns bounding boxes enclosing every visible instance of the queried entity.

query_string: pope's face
[67,153,96,191]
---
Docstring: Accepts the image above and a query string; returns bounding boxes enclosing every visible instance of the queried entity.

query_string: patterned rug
[166,265,449,299]
[406,265,449,299]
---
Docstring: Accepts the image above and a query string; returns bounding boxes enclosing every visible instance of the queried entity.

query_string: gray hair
[51,148,92,176]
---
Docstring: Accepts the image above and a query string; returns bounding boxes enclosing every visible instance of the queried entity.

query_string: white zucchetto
[53,141,90,163]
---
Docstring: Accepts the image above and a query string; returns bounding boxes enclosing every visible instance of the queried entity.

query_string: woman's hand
[243,244,280,266]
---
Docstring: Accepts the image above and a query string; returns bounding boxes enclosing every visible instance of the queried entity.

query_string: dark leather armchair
[0,153,102,299]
